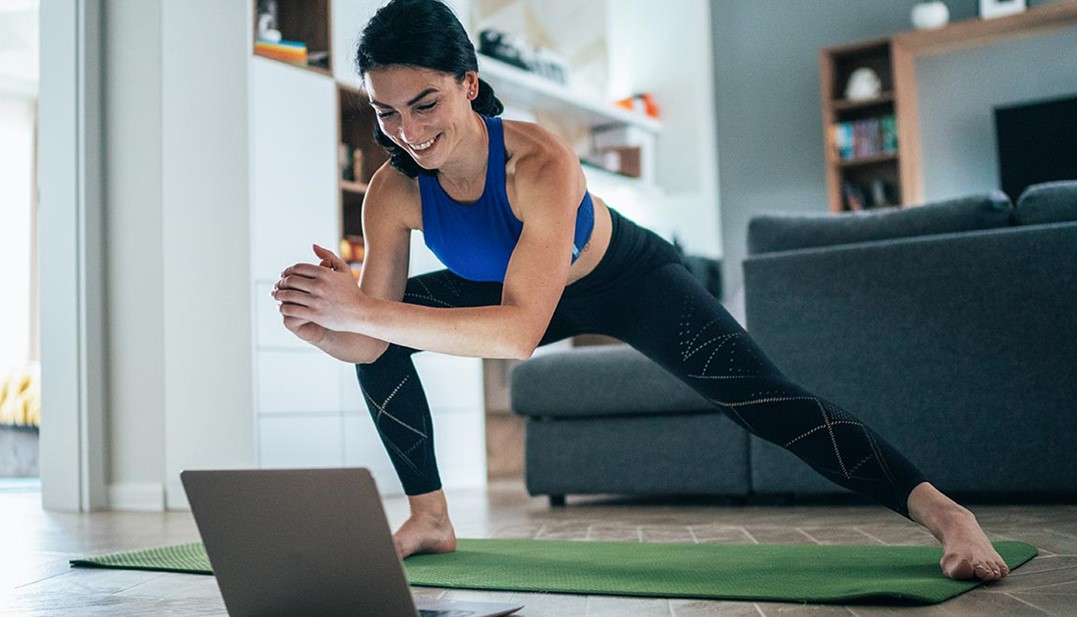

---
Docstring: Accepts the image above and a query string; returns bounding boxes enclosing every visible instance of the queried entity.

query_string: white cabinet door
[257,350,343,414]
[259,416,344,468]
[432,409,487,490]
[255,281,304,349]
[251,57,338,282]
[413,353,484,414]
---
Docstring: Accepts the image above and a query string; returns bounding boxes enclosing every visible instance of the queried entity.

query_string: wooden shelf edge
[836,152,899,168]
[823,35,893,57]
[893,0,1077,56]
[831,92,895,111]
[253,53,332,78]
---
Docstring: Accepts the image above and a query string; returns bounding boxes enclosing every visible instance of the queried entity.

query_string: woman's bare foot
[392,490,457,559]
[907,482,1010,581]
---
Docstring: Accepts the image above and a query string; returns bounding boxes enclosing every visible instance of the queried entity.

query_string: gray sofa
[511,181,1077,505]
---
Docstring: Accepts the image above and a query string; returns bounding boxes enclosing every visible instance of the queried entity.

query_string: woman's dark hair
[356,0,504,177]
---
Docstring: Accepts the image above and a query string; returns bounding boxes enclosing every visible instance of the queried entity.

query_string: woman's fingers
[273,288,313,306]
[282,263,325,279]
[277,275,315,293]
[277,263,326,292]
[313,244,349,270]
[278,301,312,320]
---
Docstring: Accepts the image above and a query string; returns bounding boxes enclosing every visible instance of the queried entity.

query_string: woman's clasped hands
[273,244,370,335]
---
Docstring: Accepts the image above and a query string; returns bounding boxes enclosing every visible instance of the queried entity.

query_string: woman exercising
[273,0,1008,581]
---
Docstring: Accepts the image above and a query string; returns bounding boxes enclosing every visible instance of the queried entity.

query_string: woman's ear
[464,70,479,98]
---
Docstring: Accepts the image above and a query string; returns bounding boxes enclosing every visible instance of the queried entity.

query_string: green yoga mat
[71,539,1037,605]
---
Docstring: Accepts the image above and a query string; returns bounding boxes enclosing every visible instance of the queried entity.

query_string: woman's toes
[980,562,1005,581]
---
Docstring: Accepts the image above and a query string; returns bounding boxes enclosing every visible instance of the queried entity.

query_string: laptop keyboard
[418,610,475,617]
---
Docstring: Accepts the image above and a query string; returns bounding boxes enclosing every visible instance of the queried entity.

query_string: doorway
[0,0,40,492]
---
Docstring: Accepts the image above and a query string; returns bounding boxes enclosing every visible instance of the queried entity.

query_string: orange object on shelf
[614,93,660,119]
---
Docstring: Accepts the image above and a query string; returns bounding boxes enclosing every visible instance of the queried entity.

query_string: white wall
[101,0,253,511]
[0,93,35,372]
[102,0,165,509]
[607,0,720,257]
[159,0,253,508]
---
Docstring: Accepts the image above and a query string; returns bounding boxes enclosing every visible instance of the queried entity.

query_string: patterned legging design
[356,213,927,517]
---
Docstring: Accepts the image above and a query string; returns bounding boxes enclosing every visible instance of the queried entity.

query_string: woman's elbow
[507,331,541,361]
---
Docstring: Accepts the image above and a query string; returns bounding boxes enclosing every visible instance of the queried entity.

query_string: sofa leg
[549,494,566,508]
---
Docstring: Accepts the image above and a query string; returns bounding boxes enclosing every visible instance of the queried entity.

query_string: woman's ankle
[407,489,451,521]
[907,482,974,536]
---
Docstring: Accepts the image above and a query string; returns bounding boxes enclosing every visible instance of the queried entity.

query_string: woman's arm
[356,150,580,358]
[275,126,584,359]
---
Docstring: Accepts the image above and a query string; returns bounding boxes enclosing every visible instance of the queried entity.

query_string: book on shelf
[255,38,308,65]
[832,115,898,161]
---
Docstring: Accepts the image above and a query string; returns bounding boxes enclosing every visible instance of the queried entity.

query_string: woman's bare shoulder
[365,161,422,231]
[501,119,585,216]
[501,118,580,189]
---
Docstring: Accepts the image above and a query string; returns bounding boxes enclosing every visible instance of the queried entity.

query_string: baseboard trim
[165,480,190,511]
[107,482,166,512]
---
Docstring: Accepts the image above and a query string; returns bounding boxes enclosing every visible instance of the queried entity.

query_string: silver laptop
[180,467,523,617]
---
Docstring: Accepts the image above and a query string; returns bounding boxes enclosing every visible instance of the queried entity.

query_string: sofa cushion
[747,191,1013,255]
[511,345,714,418]
[1015,181,1077,225]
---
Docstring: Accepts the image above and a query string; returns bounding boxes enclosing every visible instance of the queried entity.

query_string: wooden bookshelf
[820,38,900,212]
[821,0,1077,212]
[252,0,332,76]
[337,83,388,243]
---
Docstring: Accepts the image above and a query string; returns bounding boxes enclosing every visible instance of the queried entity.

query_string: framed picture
[980,0,1026,19]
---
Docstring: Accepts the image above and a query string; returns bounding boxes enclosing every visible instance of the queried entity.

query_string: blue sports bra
[418,115,595,283]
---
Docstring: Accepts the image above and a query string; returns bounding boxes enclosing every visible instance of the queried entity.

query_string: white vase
[911,1,950,30]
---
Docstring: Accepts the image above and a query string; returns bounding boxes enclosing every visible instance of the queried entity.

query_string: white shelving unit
[478,55,662,134]
[250,0,489,497]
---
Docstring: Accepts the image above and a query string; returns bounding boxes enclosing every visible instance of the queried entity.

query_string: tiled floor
[3,479,1077,616]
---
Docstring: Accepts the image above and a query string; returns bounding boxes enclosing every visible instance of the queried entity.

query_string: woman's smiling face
[364,65,479,170]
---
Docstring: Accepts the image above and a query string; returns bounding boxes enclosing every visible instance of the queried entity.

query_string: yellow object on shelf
[0,364,41,428]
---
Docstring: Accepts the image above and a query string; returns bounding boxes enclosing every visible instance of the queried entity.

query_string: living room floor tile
[5,481,1077,616]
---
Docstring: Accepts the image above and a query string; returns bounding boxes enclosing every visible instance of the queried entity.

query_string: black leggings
[356,209,927,517]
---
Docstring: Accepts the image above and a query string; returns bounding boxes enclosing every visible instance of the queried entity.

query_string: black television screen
[994,93,1077,202]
